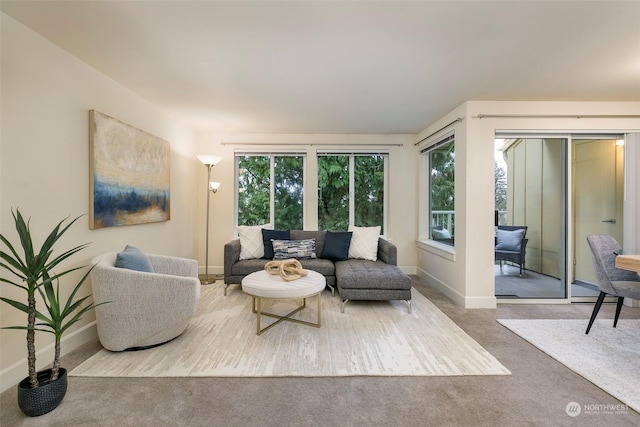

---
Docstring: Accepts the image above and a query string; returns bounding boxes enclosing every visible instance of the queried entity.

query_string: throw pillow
[115,245,154,272]
[348,226,381,261]
[262,229,291,259]
[238,223,272,260]
[272,239,317,260]
[321,231,353,261]
[495,229,525,252]
[432,228,452,239]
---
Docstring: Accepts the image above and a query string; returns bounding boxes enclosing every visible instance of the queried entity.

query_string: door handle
[602,219,617,224]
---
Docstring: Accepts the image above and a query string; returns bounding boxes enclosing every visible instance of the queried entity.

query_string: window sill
[417,240,456,261]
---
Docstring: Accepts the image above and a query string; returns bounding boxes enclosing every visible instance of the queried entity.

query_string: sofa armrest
[378,237,398,265]
[224,239,241,276]
[148,254,198,278]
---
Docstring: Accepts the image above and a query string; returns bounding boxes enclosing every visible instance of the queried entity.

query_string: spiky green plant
[0,209,100,387]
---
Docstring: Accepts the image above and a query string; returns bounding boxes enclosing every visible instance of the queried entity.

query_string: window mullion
[270,156,275,226]
[349,156,355,228]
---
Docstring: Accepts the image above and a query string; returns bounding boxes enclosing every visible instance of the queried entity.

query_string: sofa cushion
[297,258,335,277]
[272,239,317,260]
[335,259,411,290]
[231,259,271,276]
[262,229,290,259]
[115,245,154,272]
[231,258,335,278]
[321,231,352,261]
[238,223,272,260]
[348,226,380,261]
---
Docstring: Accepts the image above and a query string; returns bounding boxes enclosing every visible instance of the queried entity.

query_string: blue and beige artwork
[90,110,170,229]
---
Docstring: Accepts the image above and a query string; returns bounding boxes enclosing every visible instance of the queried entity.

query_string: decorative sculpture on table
[264,259,308,281]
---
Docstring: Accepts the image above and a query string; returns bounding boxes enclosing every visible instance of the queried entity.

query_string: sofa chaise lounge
[224,229,412,312]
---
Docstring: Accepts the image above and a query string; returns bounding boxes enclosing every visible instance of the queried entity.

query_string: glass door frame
[495,132,626,304]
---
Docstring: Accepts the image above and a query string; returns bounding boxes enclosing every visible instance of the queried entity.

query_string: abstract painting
[89,110,170,229]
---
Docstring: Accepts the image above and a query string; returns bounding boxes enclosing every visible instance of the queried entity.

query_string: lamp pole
[197,155,222,285]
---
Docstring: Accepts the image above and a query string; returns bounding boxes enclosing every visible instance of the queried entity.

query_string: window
[236,154,304,229]
[317,153,387,233]
[423,135,455,245]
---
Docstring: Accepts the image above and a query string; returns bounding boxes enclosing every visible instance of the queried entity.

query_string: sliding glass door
[495,134,625,301]
[494,137,567,299]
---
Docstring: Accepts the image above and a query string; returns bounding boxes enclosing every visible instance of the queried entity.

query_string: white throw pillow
[348,226,381,261]
[238,223,272,260]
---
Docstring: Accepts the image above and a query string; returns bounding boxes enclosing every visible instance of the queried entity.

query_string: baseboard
[198,266,224,276]
[0,321,97,394]
[416,268,496,309]
[417,267,465,306]
[400,265,417,275]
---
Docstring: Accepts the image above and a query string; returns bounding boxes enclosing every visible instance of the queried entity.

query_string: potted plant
[0,209,102,416]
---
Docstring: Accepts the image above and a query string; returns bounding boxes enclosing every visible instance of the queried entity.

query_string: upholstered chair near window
[89,248,201,351]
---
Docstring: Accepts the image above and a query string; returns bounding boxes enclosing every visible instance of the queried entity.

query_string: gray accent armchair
[585,235,640,334]
[90,252,201,351]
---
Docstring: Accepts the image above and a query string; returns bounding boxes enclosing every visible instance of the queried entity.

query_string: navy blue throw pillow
[321,231,353,261]
[262,229,290,259]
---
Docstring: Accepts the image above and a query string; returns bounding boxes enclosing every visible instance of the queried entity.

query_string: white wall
[196,133,418,273]
[417,100,640,308]
[0,13,199,391]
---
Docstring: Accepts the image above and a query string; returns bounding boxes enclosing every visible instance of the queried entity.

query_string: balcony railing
[431,210,454,233]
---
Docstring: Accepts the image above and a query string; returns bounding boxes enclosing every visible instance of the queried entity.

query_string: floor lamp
[197,155,222,285]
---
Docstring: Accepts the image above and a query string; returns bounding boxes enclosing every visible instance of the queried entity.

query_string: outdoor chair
[585,235,640,334]
[495,225,528,277]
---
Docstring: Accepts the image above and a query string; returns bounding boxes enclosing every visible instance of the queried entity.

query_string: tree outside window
[237,155,304,229]
[428,138,455,245]
[318,154,385,233]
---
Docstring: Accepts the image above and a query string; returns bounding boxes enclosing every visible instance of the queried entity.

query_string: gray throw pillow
[495,229,524,252]
[272,239,317,260]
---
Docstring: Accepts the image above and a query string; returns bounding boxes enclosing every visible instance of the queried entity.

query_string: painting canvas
[89,110,170,229]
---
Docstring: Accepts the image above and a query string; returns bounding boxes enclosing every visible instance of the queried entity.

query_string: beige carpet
[498,319,640,413]
[71,286,510,378]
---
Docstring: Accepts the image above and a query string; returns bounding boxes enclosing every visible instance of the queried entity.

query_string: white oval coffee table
[241,269,325,335]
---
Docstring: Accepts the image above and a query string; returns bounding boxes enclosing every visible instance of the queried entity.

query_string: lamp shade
[209,182,221,192]
[197,155,222,166]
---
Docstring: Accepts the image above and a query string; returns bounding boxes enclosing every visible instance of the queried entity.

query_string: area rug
[71,286,510,378]
[498,319,640,412]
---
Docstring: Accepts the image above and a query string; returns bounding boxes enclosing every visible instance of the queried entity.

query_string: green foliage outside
[274,156,303,229]
[354,156,384,232]
[430,142,455,234]
[238,155,385,232]
[317,156,349,231]
[237,156,270,226]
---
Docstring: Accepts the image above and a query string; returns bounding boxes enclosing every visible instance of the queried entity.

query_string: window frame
[316,151,389,234]
[234,151,307,228]
[421,132,455,248]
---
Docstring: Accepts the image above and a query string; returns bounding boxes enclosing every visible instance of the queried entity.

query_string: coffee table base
[251,293,322,336]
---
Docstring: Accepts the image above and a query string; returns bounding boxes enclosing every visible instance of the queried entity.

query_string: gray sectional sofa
[224,230,412,312]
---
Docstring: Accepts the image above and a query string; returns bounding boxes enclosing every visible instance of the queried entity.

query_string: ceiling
[2,1,639,134]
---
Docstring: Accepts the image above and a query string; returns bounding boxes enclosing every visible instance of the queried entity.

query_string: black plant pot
[17,368,67,417]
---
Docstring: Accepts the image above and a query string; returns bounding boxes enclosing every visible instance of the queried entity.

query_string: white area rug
[71,286,510,378]
[498,319,640,412]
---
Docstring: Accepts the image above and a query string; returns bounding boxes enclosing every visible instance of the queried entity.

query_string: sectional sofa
[224,229,412,312]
